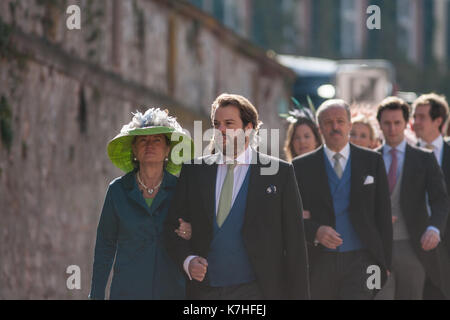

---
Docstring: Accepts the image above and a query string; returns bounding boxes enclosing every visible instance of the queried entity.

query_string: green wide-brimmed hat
[107,108,194,176]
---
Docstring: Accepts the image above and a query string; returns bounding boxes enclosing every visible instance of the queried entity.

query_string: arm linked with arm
[164,163,194,270]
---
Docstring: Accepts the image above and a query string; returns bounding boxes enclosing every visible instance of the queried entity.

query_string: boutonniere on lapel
[363,175,375,185]
[266,184,277,194]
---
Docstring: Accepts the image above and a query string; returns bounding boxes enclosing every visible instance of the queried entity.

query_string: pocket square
[266,185,277,194]
[364,175,374,185]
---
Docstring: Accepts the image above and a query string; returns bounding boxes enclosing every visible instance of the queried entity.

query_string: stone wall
[0,0,294,299]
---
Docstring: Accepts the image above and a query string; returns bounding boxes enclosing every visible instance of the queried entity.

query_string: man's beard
[214,132,248,158]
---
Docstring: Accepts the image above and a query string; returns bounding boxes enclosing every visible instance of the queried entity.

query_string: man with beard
[292,99,392,299]
[164,93,309,299]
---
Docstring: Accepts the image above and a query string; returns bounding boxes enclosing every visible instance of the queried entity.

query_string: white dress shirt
[418,135,444,166]
[323,143,351,172]
[214,146,253,215]
[183,146,253,280]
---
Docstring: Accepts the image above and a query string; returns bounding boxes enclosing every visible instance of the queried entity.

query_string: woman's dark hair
[284,117,322,162]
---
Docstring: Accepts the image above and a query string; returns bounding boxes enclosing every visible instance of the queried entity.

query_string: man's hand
[188,256,208,282]
[392,216,398,224]
[316,226,343,249]
[421,229,440,251]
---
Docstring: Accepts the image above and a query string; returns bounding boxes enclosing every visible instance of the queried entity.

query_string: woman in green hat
[89,108,193,300]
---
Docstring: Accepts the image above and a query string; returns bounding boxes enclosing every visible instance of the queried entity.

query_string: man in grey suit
[375,96,450,300]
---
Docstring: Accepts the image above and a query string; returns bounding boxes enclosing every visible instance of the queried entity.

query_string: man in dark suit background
[164,93,309,299]
[375,96,450,300]
[292,99,392,300]
[411,93,450,299]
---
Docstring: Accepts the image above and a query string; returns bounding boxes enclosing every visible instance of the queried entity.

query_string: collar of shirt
[419,135,444,153]
[324,143,350,164]
[216,146,253,165]
[383,139,407,156]
[420,135,444,165]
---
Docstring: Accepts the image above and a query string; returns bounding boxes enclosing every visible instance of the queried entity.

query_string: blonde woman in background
[350,114,379,149]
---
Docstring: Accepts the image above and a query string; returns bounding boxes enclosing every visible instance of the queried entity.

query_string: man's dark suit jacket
[292,144,393,286]
[164,150,310,299]
[377,143,450,297]
[441,141,450,256]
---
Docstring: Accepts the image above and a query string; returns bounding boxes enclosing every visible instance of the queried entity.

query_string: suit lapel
[349,145,365,215]
[442,142,450,187]
[315,147,335,216]
[243,151,263,228]
[123,171,152,215]
[147,173,175,216]
[200,154,219,227]
[400,144,414,207]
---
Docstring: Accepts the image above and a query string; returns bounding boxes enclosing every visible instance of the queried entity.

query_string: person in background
[283,110,322,220]
[350,115,379,149]
[284,116,322,162]
[293,99,392,299]
[412,93,450,300]
[375,97,450,300]
[89,108,193,300]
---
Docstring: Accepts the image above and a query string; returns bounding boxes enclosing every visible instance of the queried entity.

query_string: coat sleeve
[89,185,118,300]
[292,161,322,245]
[374,154,393,270]
[282,164,311,299]
[426,152,450,234]
[164,163,194,270]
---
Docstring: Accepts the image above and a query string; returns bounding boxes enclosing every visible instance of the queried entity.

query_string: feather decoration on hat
[279,96,316,124]
[120,108,183,134]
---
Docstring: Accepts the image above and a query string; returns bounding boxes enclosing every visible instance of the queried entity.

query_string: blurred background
[1,0,449,299]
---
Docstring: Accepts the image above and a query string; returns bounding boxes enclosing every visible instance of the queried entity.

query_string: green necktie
[217,164,236,227]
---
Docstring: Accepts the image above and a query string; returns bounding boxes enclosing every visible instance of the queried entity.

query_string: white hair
[316,99,351,124]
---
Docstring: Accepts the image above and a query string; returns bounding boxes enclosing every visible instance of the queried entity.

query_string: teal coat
[89,170,185,300]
